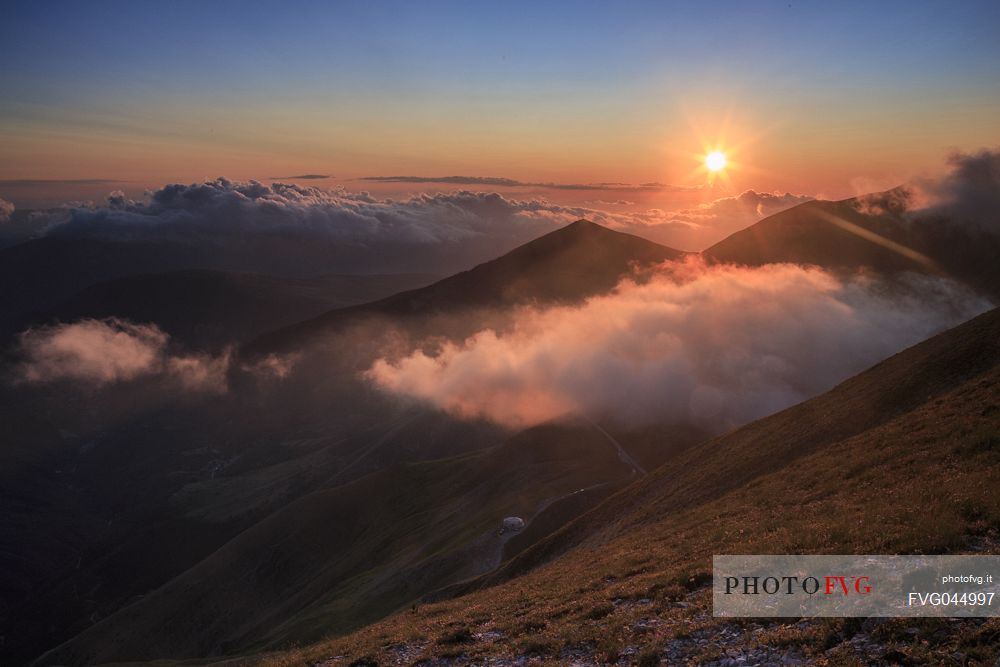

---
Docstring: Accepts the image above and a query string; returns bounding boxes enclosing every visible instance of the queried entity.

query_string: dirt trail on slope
[583,416,647,476]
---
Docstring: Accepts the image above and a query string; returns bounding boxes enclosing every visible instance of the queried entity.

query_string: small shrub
[519,640,552,657]
[437,648,466,660]
[348,658,378,667]
[638,649,661,666]
[436,627,473,645]
[583,603,614,620]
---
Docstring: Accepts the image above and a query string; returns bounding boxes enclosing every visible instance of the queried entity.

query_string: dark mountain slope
[245,220,686,355]
[0,385,505,666]
[275,307,1000,666]
[35,422,637,665]
[0,238,215,340]
[47,269,437,349]
[705,193,1000,298]
[0,237,438,346]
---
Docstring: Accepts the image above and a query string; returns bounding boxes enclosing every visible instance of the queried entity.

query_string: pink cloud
[366,259,988,430]
[17,318,230,393]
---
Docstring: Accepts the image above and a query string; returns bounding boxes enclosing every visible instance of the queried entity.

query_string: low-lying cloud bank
[360,175,699,193]
[367,259,991,430]
[35,177,811,259]
[16,318,232,392]
[0,198,14,224]
[50,180,559,246]
[15,148,1000,265]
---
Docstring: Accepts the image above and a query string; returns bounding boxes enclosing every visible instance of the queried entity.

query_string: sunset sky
[1,0,999,211]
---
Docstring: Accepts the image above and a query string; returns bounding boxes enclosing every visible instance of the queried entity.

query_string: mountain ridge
[244,219,687,356]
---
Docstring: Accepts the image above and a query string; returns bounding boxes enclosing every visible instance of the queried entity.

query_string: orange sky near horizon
[2,111,993,213]
[2,91,995,209]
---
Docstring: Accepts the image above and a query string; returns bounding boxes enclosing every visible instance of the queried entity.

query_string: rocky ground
[308,584,1000,667]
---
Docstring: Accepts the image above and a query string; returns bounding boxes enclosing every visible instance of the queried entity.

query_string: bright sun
[705,150,727,172]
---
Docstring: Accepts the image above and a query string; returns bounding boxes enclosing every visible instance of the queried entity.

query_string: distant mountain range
[0,238,440,345]
[4,190,997,352]
[248,192,1000,357]
[49,269,438,349]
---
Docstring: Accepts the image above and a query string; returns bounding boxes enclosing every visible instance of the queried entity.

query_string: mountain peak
[244,220,686,355]
[434,218,684,298]
[509,218,674,258]
[563,218,601,230]
[550,218,621,238]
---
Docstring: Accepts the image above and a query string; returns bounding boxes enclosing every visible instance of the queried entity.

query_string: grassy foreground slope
[263,307,1000,666]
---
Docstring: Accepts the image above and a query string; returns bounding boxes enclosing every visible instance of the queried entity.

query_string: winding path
[583,415,647,476]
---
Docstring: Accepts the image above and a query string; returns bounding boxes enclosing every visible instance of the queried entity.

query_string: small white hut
[500,516,525,534]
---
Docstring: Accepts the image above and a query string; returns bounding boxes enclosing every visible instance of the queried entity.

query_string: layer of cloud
[359,175,699,192]
[33,148,992,272]
[46,179,565,247]
[35,177,813,272]
[366,259,990,430]
[18,149,999,267]
[0,198,13,224]
[0,179,123,186]
[269,174,331,180]
[16,318,230,392]
[585,199,635,206]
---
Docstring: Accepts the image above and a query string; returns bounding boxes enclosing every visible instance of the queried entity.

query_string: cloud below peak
[359,175,705,193]
[366,259,989,430]
[0,198,14,224]
[16,318,230,392]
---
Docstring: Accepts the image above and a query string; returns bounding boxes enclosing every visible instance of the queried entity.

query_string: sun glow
[673,112,766,188]
[705,150,727,172]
